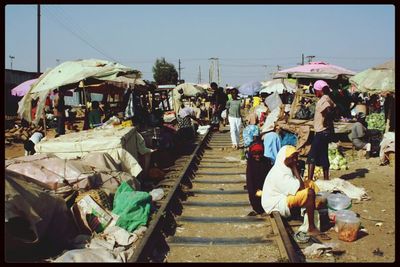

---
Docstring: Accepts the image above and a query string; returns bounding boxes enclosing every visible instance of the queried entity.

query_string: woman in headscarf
[246,142,271,216]
[261,146,323,236]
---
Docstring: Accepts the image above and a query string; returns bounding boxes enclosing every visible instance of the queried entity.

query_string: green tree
[152,57,178,85]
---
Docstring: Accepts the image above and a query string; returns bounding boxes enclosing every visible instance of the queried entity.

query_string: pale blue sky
[5,4,395,86]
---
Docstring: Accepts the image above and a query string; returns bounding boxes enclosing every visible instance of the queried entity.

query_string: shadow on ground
[339,168,369,180]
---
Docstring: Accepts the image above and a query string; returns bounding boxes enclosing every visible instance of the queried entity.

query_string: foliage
[152,57,178,85]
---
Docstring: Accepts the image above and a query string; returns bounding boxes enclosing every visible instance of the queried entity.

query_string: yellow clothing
[253,96,261,107]
[287,180,319,208]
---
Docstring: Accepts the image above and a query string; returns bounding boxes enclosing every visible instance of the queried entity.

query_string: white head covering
[261,146,300,217]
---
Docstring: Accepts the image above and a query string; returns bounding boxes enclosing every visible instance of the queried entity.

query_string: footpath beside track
[129,128,302,263]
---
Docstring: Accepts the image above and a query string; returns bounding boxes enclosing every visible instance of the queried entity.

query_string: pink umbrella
[11,78,39,96]
[273,61,355,79]
[12,78,74,97]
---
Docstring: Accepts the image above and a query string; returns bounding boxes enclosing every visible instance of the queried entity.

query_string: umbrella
[349,59,394,94]
[11,78,38,97]
[173,83,206,97]
[260,78,297,94]
[238,81,262,96]
[273,61,356,79]
[18,59,137,124]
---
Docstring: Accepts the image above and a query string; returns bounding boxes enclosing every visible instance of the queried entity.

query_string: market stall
[349,59,395,133]
[34,126,151,177]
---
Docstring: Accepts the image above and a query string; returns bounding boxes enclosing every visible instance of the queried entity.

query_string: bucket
[327,193,352,222]
[334,210,357,232]
[337,215,360,242]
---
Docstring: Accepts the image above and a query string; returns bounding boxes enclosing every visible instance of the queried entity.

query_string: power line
[43,6,119,62]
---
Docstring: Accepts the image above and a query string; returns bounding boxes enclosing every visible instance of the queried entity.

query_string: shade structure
[273,61,356,79]
[18,59,139,124]
[260,78,297,94]
[238,81,262,96]
[173,83,207,97]
[11,78,39,97]
[349,59,395,94]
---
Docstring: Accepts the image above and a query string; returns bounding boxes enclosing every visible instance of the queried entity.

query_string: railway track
[129,128,303,263]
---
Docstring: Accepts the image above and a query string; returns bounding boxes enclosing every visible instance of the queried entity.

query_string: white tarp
[34,127,151,177]
[18,59,137,124]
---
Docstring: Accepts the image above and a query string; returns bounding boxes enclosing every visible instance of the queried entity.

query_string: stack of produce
[366,113,386,132]
[5,125,43,145]
[328,147,348,170]
[303,166,323,180]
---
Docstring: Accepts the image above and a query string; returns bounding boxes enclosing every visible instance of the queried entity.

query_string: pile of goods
[366,113,386,132]
[328,144,348,170]
[304,166,323,180]
[5,125,44,145]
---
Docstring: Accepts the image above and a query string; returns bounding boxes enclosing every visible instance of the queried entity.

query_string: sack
[74,195,113,234]
[221,109,227,119]
[75,189,112,211]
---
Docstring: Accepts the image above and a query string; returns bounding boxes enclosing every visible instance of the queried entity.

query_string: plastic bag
[112,182,151,232]
[221,109,227,119]
[149,188,165,201]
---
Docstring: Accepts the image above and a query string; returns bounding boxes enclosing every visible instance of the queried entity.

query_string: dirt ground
[321,152,395,262]
[4,125,395,263]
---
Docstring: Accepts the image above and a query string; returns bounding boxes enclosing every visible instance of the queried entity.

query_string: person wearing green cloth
[88,101,102,128]
[226,88,244,149]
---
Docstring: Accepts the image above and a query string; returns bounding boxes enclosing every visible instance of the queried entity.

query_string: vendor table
[277,119,355,134]
[35,126,151,177]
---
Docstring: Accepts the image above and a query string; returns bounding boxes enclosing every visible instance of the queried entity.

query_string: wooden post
[42,105,47,136]
[385,100,392,133]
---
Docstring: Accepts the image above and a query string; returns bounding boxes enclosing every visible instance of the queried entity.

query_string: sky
[5,4,395,86]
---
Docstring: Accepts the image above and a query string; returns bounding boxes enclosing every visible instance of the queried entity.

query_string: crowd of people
[239,79,394,239]
[22,78,394,239]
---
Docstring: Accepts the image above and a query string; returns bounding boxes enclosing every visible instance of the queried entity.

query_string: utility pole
[262,65,268,80]
[37,4,41,76]
[305,55,315,64]
[178,59,181,81]
[302,53,304,65]
[197,65,202,84]
[208,57,220,84]
[9,55,15,69]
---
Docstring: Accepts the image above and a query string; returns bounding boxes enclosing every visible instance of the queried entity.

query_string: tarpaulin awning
[18,59,140,124]
[349,59,395,94]
[273,61,356,80]
[260,78,297,94]
[173,83,206,97]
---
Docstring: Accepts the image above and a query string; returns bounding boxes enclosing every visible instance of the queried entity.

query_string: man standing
[307,80,336,180]
[226,88,243,149]
[53,89,65,137]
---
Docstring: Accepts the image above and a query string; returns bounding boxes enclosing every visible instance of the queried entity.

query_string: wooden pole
[385,100,392,133]
[42,104,47,136]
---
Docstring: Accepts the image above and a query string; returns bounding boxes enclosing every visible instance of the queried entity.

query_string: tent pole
[385,100,391,133]
[42,104,47,136]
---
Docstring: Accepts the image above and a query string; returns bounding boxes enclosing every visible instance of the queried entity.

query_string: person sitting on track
[245,142,271,216]
[261,145,325,237]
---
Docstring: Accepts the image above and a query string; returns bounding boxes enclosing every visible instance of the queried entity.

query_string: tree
[152,57,178,85]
